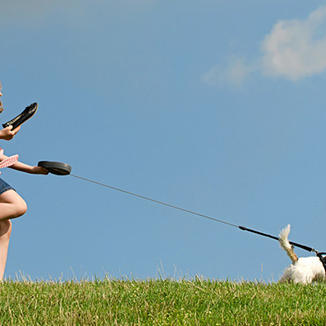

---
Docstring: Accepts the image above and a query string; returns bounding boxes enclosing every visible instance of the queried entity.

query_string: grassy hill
[1,279,326,325]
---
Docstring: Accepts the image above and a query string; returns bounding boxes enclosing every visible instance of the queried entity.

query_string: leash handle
[238,225,317,253]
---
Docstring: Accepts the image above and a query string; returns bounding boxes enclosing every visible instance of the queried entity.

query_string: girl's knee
[11,197,27,218]
[10,192,27,218]
[15,200,27,218]
[0,190,27,219]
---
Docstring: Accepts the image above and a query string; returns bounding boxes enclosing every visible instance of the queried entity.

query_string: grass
[1,278,326,325]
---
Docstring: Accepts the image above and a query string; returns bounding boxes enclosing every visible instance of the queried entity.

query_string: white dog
[278,225,326,284]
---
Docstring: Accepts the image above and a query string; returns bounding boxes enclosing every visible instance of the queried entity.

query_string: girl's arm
[0,154,48,174]
[9,160,48,174]
[0,126,48,174]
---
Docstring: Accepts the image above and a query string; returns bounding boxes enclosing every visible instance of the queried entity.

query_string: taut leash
[70,173,324,259]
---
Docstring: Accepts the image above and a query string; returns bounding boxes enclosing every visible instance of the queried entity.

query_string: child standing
[0,84,48,280]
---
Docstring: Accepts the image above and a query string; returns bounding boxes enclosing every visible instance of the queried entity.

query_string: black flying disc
[3,102,38,130]
[38,161,72,176]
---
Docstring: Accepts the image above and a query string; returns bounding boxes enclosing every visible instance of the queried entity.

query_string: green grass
[1,279,326,325]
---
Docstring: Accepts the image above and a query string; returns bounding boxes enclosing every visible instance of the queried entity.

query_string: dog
[278,225,326,284]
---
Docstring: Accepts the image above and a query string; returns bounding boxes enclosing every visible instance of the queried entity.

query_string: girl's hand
[30,166,49,175]
[0,126,20,140]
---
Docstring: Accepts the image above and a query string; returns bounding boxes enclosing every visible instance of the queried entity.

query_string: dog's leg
[279,225,298,263]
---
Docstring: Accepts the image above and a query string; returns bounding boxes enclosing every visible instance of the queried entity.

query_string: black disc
[38,161,72,176]
[3,102,38,130]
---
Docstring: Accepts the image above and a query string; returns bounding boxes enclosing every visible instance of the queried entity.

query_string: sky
[1,0,326,282]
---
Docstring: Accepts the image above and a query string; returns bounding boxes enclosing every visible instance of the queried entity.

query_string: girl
[0,83,48,280]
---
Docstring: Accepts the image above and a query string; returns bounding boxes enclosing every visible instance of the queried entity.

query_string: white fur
[279,224,292,252]
[279,225,326,284]
[280,256,325,284]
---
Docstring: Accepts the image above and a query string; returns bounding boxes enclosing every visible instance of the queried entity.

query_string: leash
[70,173,325,260]
[238,226,318,254]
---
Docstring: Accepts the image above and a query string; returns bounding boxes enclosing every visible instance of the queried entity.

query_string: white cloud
[261,5,326,80]
[201,57,254,87]
[202,5,326,87]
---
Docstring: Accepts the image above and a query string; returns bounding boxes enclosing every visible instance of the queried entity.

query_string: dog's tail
[279,224,298,263]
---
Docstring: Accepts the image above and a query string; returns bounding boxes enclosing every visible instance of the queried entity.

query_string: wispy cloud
[202,5,326,87]
[201,57,255,87]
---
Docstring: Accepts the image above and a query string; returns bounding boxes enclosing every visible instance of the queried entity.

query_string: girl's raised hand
[0,126,21,140]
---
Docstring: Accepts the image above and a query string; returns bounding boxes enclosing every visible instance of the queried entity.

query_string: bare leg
[0,190,27,221]
[0,220,12,281]
[0,190,27,281]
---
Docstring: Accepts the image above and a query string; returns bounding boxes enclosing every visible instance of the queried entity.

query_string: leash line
[238,226,318,253]
[70,173,238,228]
[70,173,319,255]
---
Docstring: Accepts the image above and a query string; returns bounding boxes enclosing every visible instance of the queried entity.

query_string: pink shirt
[0,147,18,173]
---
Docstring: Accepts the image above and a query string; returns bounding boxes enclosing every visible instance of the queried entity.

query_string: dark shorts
[0,177,15,195]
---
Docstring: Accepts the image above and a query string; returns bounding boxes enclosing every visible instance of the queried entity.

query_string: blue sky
[1,0,326,281]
